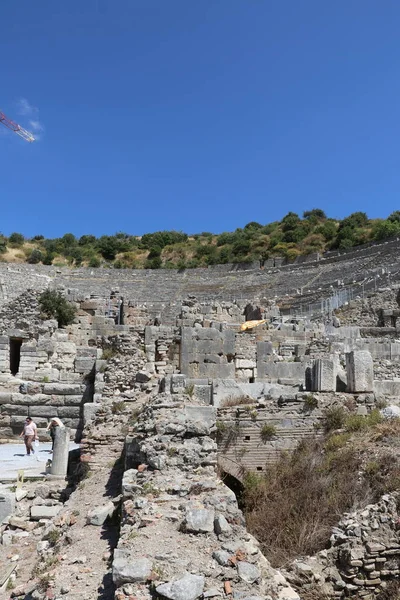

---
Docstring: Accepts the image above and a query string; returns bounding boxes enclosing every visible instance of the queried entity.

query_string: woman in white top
[20,417,38,455]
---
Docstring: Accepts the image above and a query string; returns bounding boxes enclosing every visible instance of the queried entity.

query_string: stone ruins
[1,237,400,599]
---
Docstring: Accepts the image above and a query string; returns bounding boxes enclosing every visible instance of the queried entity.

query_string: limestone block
[312,358,336,392]
[74,358,96,374]
[0,393,12,404]
[185,507,215,532]
[235,359,256,369]
[30,505,61,520]
[346,351,374,393]
[0,427,13,438]
[55,342,76,354]
[57,406,81,419]
[43,383,83,395]
[113,551,153,586]
[1,404,29,416]
[83,403,101,425]
[193,384,212,405]
[0,491,15,522]
[156,574,205,600]
[63,395,84,406]
[87,501,115,525]
[170,374,186,393]
[28,405,59,417]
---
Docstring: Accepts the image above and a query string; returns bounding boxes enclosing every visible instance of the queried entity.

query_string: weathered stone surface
[112,550,153,586]
[214,514,232,536]
[30,505,61,520]
[86,501,115,526]
[156,574,205,600]
[43,383,83,395]
[0,491,15,523]
[237,561,261,583]
[346,351,374,393]
[185,507,215,533]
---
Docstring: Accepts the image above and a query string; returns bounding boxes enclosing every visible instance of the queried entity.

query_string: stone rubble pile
[113,392,300,600]
[284,492,400,599]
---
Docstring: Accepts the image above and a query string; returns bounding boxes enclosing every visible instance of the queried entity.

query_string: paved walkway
[0,441,79,481]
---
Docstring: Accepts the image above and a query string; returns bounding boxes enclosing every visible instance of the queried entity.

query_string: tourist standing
[46,417,65,450]
[19,417,38,455]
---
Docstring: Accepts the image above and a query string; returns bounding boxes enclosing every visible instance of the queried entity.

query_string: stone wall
[0,235,400,311]
[285,492,400,599]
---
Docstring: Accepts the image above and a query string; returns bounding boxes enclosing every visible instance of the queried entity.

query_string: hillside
[2,209,400,270]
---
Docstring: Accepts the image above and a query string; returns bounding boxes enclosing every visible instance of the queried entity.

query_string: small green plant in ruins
[185,384,194,397]
[111,401,126,414]
[39,289,76,328]
[303,394,318,411]
[259,423,277,443]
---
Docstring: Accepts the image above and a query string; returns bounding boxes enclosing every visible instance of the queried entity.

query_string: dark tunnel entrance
[10,338,22,376]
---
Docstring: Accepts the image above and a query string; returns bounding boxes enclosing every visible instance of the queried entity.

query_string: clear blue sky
[1,1,400,238]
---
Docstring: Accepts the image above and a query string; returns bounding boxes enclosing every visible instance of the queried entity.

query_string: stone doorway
[10,338,22,376]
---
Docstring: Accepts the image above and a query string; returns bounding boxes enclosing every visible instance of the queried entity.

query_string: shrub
[303,394,318,411]
[259,423,277,442]
[345,409,382,433]
[221,395,252,408]
[27,249,43,264]
[89,256,101,268]
[8,232,24,246]
[39,290,76,328]
[322,406,347,432]
[111,401,126,414]
[243,437,365,566]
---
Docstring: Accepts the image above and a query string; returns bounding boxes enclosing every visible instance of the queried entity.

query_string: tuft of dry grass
[221,395,253,408]
[243,426,400,568]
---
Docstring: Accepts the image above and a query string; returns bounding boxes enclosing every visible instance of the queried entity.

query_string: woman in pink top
[20,417,38,455]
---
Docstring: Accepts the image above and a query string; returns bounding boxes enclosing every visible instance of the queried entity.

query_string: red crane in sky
[0,110,35,142]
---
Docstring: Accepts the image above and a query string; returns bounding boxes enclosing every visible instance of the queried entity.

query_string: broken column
[312,358,336,392]
[50,426,70,478]
[346,351,374,393]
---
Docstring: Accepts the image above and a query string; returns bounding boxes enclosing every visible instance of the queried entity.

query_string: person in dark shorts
[19,417,38,455]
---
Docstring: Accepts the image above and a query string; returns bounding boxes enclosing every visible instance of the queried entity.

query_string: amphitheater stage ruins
[2,239,400,599]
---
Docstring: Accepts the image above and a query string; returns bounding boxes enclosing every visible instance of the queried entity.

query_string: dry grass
[220,395,253,408]
[243,424,400,567]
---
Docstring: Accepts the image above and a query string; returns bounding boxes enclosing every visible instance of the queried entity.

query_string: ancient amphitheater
[1,237,400,600]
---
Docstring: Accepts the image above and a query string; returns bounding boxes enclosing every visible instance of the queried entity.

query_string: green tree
[373,220,400,241]
[281,212,301,232]
[89,256,101,268]
[39,290,76,328]
[27,249,43,264]
[303,208,326,220]
[388,211,400,223]
[8,232,24,246]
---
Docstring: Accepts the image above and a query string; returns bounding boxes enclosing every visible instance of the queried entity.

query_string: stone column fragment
[312,358,336,392]
[346,351,373,393]
[50,426,70,478]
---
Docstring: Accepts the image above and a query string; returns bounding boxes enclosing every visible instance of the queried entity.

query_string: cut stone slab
[156,574,205,600]
[112,550,153,586]
[185,507,215,533]
[87,501,115,526]
[237,561,261,583]
[212,550,231,566]
[8,516,35,531]
[30,505,61,520]
[15,489,27,502]
[0,490,15,523]
[214,514,232,536]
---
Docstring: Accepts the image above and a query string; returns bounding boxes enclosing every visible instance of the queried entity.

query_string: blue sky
[1,1,400,238]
